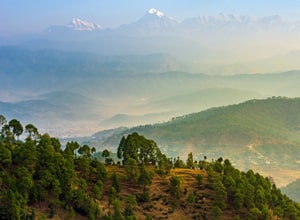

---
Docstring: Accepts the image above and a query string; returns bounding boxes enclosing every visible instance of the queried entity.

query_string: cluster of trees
[117,132,172,173]
[0,116,106,219]
[158,155,300,219]
[206,158,300,219]
[0,117,168,220]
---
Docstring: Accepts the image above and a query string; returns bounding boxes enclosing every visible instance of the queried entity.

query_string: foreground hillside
[80,97,300,186]
[0,118,300,219]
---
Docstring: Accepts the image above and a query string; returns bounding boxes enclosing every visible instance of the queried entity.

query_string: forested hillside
[81,97,300,186]
[1,116,300,219]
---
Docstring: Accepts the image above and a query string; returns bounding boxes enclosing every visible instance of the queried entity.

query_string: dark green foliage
[0,143,12,167]
[157,153,172,175]
[186,152,194,168]
[139,187,151,203]
[25,123,39,140]
[211,205,222,220]
[169,176,181,200]
[232,189,244,210]
[0,189,21,220]
[187,190,196,203]
[102,149,110,158]
[117,132,162,165]
[124,194,137,220]
[78,144,91,157]
[93,180,104,200]
[124,158,140,183]
[8,119,23,139]
[195,174,203,187]
[247,207,262,220]
[213,180,227,210]
[102,149,114,165]
[89,158,107,181]
[212,157,300,219]
[111,172,120,193]
[138,162,152,186]
[109,187,117,207]
[0,118,106,219]
[174,156,186,168]
[117,136,125,160]
[112,199,123,220]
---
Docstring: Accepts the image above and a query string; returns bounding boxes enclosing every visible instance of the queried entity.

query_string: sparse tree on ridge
[102,149,110,158]
[8,119,23,140]
[102,149,113,165]
[25,124,39,140]
[78,144,91,157]
[186,152,194,168]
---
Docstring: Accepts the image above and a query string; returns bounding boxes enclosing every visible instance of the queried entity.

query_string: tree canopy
[117,132,163,165]
[0,117,106,219]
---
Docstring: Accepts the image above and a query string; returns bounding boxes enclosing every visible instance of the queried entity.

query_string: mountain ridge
[3,8,300,65]
[77,97,300,187]
[42,9,297,33]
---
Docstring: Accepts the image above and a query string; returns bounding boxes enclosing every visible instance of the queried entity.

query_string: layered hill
[80,97,300,187]
[281,179,300,202]
[3,47,300,137]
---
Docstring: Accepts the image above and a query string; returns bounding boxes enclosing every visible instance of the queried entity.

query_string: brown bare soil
[103,166,226,220]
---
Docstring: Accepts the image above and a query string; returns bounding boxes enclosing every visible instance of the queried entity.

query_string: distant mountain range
[77,97,300,187]
[47,18,103,33]
[2,8,300,72]
[43,9,300,35]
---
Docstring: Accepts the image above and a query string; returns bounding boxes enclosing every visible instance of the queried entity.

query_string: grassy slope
[32,166,284,220]
[99,166,268,220]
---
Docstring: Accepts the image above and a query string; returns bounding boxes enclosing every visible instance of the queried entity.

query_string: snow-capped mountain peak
[148,8,165,18]
[67,18,102,31]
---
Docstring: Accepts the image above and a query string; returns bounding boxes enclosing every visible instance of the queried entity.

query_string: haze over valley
[1,45,300,137]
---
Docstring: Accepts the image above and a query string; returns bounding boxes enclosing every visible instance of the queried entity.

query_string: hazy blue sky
[1,0,300,35]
